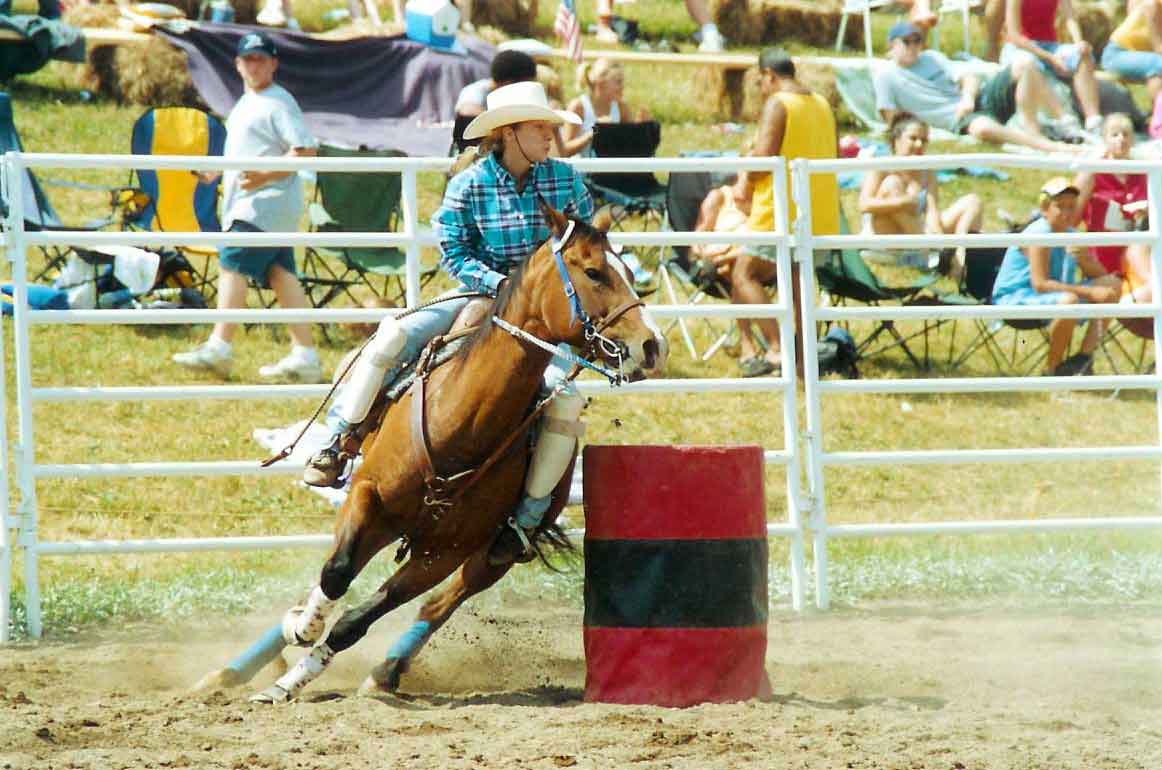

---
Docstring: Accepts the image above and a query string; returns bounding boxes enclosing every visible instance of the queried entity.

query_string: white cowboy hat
[461,81,581,141]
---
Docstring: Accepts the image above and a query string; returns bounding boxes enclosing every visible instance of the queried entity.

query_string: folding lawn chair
[815,211,941,369]
[300,145,435,309]
[587,121,668,264]
[115,106,226,303]
[656,167,738,360]
[0,92,119,285]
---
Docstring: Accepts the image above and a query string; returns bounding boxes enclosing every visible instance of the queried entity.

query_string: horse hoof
[190,667,243,693]
[280,606,316,647]
[249,684,292,704]
[359,658,406,696]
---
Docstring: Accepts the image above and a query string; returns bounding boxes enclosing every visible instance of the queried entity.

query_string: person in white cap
[303,81,594,566]
[991,176,1121,376]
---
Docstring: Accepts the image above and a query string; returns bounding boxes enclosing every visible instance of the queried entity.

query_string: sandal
[739,357,777,378]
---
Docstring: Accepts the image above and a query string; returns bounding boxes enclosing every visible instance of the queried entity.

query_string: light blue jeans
[1101,41,1162,82]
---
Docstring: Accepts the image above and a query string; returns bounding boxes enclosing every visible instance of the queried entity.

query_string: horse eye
[584,267,603,282]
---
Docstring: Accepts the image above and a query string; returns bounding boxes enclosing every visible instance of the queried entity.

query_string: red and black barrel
[582,445,771,707]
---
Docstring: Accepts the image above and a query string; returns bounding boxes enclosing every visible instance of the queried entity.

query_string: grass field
[4,0,1162,641]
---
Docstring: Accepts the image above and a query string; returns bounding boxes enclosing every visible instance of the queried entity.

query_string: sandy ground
[1,600,1161,770]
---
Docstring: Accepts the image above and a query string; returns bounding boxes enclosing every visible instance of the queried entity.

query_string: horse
[241,201,667,702]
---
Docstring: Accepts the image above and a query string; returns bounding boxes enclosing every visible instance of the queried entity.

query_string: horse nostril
[643,338,659,369]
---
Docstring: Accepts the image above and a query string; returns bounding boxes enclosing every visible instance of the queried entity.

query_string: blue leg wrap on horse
[515,494,552,530]
[227,624,286,682]
[386,620,431,660]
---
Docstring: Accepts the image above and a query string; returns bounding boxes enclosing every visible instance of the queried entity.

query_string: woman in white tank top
[559,57,649,157]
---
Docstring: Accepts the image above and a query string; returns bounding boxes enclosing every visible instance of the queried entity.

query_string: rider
[302,81,593,566]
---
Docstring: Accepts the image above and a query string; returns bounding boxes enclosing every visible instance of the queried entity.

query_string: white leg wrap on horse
[525,391,585,500]
[285,586,337,645]
[334,317,407,426]
[259,643,334,703]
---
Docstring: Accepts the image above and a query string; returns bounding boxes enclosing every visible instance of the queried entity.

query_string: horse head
[535,200,667,382]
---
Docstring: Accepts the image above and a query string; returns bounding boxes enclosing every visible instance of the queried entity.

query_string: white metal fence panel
[2,152,808,639]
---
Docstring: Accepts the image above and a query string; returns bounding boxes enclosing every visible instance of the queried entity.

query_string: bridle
[492,217,644,385]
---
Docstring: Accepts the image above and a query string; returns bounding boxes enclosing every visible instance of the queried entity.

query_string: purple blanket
[159,25,493,157]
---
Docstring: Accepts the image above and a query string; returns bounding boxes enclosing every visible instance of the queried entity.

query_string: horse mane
[456,217,606,359]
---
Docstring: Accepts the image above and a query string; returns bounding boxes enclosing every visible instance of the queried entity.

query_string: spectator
[455,49,538,119]
[559,58,649,157]
[689,174,751,286]
[733,47,839,378]
[595,0,723,52]
[1073,113,1153,304]
[173,33,322,382]
[991,177,1121,376]
[1101,0,1162,138]
[874,21,1084,154]
[1000,0,1102,132]
[858,113,983,282]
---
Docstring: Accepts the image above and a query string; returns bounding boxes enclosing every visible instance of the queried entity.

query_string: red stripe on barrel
[583,445,766,541]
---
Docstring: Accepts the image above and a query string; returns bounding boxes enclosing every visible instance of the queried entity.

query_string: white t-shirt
[873,50,967,133]
[455,78,491,113]
[221,83,318,233]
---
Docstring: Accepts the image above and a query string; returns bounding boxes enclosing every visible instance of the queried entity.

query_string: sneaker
[173,341,232,377]
[1044,117,1087,145]
[259,348,323,383]
[698,26,724,53]
[256,0,287,26]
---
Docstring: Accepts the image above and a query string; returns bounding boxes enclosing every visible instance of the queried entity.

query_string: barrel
[582,445,771,707]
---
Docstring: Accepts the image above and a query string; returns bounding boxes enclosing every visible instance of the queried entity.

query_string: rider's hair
[449,127,506,178]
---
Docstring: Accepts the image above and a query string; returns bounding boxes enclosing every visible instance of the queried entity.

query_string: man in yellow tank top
[732,48,839,378]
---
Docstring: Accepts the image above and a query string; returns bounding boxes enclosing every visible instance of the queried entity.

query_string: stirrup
[507,516,532,554]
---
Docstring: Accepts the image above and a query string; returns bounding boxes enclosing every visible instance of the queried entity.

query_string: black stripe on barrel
[582,445,771,707]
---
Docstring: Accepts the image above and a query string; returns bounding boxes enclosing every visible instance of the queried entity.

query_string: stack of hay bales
[65,4,201,107]
[469,0,539,37]
[715,0,862,49]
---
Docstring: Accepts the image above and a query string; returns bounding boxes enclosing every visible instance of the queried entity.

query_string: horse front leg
[254,550,466,703]
[359,547,513,695]
[248,481,399,703]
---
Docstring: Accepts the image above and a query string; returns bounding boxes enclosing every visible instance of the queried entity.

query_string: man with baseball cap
[173,31,323,382]
[992,176,1121,375]
[874,20,1085,154]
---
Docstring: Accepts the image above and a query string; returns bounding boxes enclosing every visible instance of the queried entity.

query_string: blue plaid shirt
[433,153,594,294]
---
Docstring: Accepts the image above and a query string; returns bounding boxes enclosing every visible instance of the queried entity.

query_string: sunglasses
[900,36,924,46]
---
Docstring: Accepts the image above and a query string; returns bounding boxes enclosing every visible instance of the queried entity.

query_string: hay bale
[66,5,199,106]
[699,59,840,123]
[715,0,862,49]
[469,0,538,37]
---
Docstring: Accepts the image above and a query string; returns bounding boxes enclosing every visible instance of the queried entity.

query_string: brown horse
[249,202,666,702]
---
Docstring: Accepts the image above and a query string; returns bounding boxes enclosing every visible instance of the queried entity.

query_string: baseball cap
[888,21,922,42]
[237,32,277,58]
[1040,176,1080,198]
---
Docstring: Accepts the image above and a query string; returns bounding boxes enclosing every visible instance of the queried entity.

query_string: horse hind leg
[360,547,514,696]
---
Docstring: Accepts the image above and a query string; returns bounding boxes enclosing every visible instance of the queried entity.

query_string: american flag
[555,0,583,63]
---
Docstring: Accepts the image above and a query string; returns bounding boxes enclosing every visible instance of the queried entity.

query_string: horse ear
[591,206,614,233]
[537,195,569,239]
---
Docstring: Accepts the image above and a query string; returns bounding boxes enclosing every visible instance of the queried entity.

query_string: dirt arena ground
[1,600,1161,770]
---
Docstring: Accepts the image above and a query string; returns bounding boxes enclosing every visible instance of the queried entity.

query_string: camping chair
[587,121,668,264]
[657,167,738,360]
[0,92,119,285]
[815,211,941,369]
[300,145,434,309]
[118,106,227,303]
